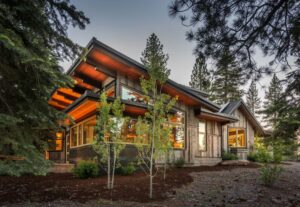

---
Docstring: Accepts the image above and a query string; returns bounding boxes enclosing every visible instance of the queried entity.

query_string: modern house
[47,37,265,166]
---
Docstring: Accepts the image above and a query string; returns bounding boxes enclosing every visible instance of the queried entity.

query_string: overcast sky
[64,0,285,101]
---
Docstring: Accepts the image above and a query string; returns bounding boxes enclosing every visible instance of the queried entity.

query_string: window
[121,119,140,143]
[70,116,96,148]
[47,132,63,151]
[228,128,246,148]
[169,111,185,149]
[121,86,145,104]
[198,121,206,151]
[83,118,96,144]
[70,126,78,147]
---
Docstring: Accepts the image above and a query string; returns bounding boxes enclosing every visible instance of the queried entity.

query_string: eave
[65,37,220,111]
[195,108,239,124]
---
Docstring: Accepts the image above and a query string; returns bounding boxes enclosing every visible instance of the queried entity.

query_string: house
[47,37,265,166]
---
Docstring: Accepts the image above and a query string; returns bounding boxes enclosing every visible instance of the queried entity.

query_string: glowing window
[228,128,246,148]
[70,126,78,147]
[70,116,96,148]
[169,111,185,149]
[83,118,96,144]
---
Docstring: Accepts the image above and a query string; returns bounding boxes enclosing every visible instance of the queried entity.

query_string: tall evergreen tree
[272,69,300,154]
[210,48,243,105]
[0,0,89,176]
[246,81,261,117]
[262,74,283,129]
[189,55,210,93]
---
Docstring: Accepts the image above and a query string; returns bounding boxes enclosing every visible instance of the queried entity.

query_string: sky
[63,0,284,101]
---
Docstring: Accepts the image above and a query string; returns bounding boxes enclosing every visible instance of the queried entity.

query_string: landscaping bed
[0,164,259,204]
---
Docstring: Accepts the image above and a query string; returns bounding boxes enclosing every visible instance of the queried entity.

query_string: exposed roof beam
[51,97,71,106]
[85,58,116,78]
[72,76,94,90]
[57,88,81,99]
[73,72,102,89]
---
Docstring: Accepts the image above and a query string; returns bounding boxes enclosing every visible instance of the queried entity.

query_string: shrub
[174,157,185,168]
[222,152,238,160]
[259,164,283,186]
[117,163,136,175]
[72,160,99,179]
[247,151,257,162]
[249,149,272,163]
[273,151,283,164]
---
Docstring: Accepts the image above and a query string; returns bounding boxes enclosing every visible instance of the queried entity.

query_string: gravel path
[172,161,300,207]
[4,162,300,207]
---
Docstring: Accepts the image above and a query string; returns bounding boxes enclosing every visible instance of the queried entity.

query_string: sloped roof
[220,100,265,135]
[220,100,241,115]
[66,37,220,111]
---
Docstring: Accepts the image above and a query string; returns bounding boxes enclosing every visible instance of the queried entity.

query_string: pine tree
[271,69,300,154]
[246,81,261,117]
[262,74,283,129]
[0,1,89,176]
[189,55,210,93]
[210,48,243,105]
[137,33,176,199]
[169,0,300,75]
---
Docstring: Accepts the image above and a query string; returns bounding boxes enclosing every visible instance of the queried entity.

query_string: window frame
[227,127,247,149]
[168,108,186,150]
[120,84,146,104]
[198,120,207,152]
[70,116,97,149]
[47,131,64,152]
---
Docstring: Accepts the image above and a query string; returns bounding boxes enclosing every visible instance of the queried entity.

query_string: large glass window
[198,121,206,151]
[121,86,145,104]
[228,128,246,148]
[47,132,63,151]
[70,116,96,148]
[121,119,139,143]
[83,118,96,144]
[70,126,78,147]
[169,111,185,149]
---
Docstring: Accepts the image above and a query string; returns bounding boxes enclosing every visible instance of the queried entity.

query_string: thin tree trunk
[111,145,117,189]
[149,85,156,199]
[163,152,167,180]
[107,145,111,189]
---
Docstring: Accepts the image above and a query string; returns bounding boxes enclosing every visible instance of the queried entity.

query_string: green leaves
[0,0,89,176]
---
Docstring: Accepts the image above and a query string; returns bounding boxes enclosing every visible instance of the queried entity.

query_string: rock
[221,160,250,166]
[272,198,282,204]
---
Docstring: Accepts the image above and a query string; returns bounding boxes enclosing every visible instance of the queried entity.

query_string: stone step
[193,157,222,166]
[49,163,74,173]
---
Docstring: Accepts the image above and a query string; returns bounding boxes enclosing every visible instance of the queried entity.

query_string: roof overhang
[64,92,147,122]
[65,37,220,111]
[195,108,238,124]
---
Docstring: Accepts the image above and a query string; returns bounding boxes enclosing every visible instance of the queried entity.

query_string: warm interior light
[56,132,63,139]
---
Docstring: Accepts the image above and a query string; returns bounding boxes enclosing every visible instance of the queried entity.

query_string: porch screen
[228,128,246,148]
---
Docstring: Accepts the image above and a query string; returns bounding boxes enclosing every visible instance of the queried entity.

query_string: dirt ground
[1,162,299,207]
